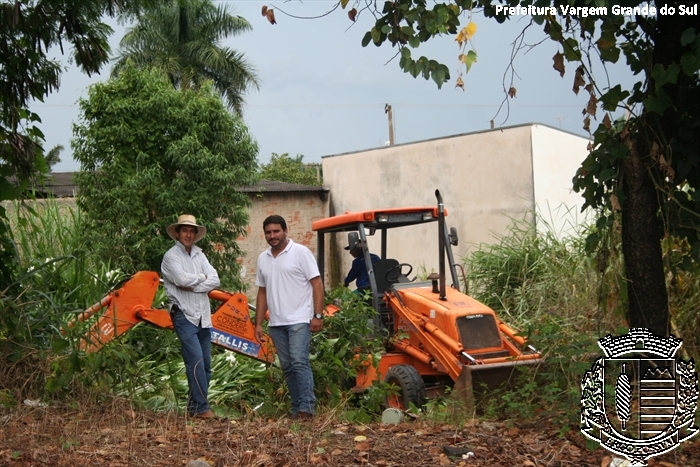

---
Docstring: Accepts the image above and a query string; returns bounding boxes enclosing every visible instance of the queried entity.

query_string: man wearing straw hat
[161,214,220,419]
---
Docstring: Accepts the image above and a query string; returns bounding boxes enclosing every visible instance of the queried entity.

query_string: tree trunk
[616,10,698,338]
[620,135,669,337]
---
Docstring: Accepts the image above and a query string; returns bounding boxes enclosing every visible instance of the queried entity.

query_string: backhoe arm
[70,271,275,363]
[72,271,162,352]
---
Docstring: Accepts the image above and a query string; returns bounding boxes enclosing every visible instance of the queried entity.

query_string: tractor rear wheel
[384,364,426,410]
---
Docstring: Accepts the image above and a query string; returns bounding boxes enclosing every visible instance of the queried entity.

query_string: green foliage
[551,2,699,334]
[343,380,395,424]
[311,288,384,405]
[206,351,274,417]
[361,0,458,87]
[567,11,700,260]
[102,285,391,419]
[481,322,602,427]
[45,145,63,171]
[0,0,155,290]
[465,212,698,426]
[1,199,129,399]
[1,109,46,288]
[73,64,259,290]
[245,287,387,419]
[259,153,322,186]
[112,0,260,115]
[0,389,16,408]
[664,237,700,358]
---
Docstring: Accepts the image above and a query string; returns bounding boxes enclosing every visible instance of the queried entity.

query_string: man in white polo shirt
[254,215,324,420]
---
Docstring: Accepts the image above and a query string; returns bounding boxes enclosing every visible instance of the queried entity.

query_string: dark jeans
[171,309,212,415]
[268,323,316,415]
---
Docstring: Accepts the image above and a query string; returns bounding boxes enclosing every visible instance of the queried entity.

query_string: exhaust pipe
[435,190,446,301]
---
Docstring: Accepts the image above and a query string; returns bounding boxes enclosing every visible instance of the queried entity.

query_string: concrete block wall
[321,124,591,283]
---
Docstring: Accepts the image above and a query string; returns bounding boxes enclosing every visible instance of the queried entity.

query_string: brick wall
[238,191,329,301]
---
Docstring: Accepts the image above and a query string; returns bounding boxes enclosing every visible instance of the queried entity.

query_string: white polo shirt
[255,239,320,326]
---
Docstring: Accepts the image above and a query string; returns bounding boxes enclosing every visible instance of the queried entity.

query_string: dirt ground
[1,403,698,467]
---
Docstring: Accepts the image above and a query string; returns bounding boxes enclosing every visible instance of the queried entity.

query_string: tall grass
[462,211,699,426]
[664,237,700,359]
[465,215,624,335]
[1,199,120,399]
[463,213,625,425]
[6,199,125,332]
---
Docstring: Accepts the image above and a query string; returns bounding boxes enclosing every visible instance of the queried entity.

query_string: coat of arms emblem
[580,328,698,466]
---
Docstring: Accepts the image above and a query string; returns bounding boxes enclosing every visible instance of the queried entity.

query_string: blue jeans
[268,323,316,415]
[171,311,212,415]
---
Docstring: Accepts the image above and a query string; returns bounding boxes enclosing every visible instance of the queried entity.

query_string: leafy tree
[112,0,260,115]
[0,0,157,288]
[260,153,322,186]
[73,65,259,289]
[319,0,698,337]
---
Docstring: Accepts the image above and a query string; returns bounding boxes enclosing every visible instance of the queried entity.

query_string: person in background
[161,214,220,419]
[254,215,324,420]
[343,243,380,294]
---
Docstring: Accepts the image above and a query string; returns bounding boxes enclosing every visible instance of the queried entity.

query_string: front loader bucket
[468,358,543,391]
[450,358,543,416]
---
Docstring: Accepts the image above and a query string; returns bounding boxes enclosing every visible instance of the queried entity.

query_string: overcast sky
[34,1,635,173]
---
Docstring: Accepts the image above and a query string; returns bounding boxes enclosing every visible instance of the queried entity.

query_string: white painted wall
[321,124,591,289]
[531,124,593,237]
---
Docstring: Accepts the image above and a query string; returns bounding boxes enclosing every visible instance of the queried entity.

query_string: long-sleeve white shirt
[161,241,220,328]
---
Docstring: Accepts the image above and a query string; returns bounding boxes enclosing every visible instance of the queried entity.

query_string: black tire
[384,364,426,410]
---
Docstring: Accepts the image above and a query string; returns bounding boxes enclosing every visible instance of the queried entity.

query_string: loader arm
[70,271,275,363]
[385,291,466,382]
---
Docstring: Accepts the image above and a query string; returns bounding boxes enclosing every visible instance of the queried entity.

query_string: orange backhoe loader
[71,190,541,410]
[312,190,542,408]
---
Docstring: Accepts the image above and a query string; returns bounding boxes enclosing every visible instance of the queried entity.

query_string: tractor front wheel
[384,364,426,410]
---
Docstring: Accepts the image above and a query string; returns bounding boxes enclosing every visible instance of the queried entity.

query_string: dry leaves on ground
[1,403,698,467]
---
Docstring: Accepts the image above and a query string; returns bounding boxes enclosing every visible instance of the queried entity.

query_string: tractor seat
[373,259,400,295]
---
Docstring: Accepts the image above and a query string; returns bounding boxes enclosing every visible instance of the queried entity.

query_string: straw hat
[166,214,207,243]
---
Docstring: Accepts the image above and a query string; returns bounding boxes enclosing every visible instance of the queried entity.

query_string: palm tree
[112,0,259,115]
[45,144,63,171]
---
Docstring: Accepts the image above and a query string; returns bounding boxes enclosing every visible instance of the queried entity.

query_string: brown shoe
[192,410,217,419]
[297,411,313,421]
